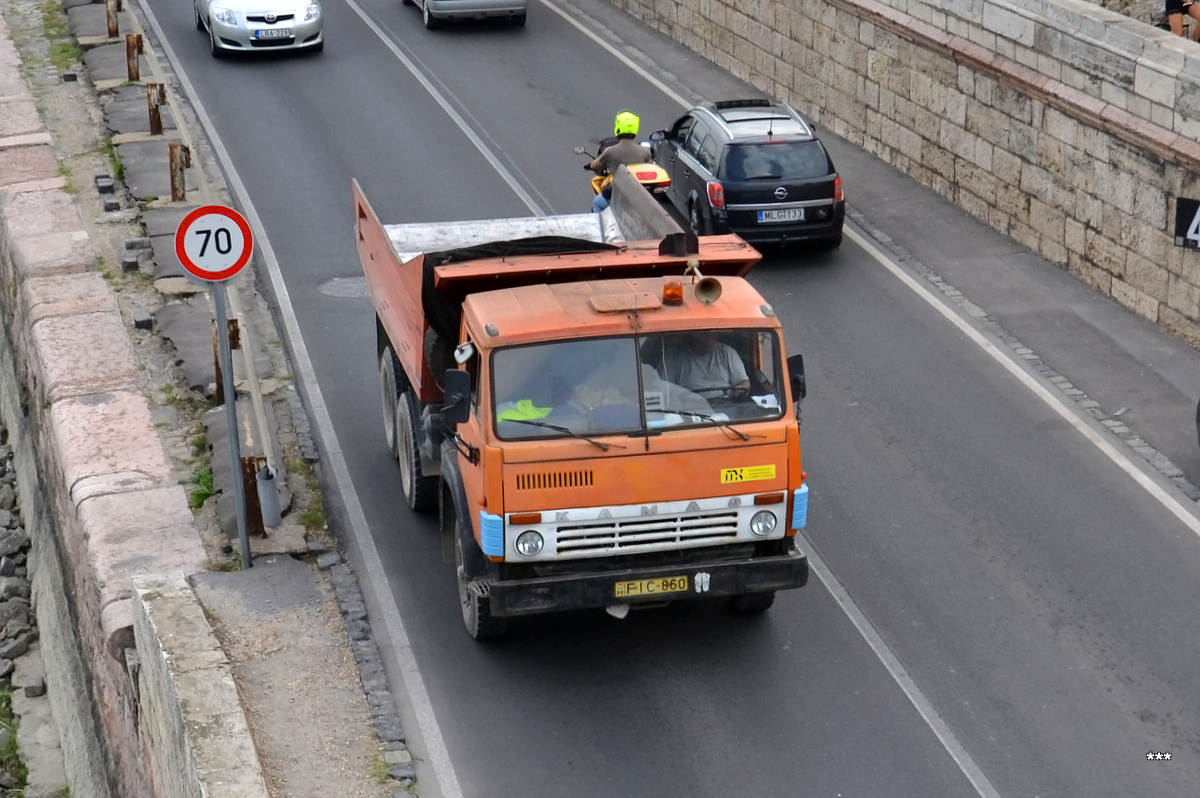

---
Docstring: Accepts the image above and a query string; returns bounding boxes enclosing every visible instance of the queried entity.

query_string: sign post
[175,205,255,570]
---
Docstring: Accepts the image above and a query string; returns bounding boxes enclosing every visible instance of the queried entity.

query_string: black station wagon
[650,98,845,249]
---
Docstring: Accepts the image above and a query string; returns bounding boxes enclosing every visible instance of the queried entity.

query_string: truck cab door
[445,361,490,552]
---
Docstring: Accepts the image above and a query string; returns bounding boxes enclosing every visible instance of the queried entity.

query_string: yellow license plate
[614,575,689,598]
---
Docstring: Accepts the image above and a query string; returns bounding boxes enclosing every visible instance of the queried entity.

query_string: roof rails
[712,98,774,110]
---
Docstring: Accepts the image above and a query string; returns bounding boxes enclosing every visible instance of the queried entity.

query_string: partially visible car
[195,0,323,58]
[649,98,844,249]
[406,0,528,29]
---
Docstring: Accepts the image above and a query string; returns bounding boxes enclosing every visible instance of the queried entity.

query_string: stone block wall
[609,0,1200,347]
[132,575,270,798]
[0,15,209,796]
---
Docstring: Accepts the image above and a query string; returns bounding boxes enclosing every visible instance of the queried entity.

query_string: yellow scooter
[574,140,671,200]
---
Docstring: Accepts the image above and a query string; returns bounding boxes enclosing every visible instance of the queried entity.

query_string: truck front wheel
[730,592,776,614]
[396,391,439,512]
[456,527,507,640]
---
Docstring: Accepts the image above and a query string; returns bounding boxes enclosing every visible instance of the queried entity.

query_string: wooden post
[125,33,141,81]
[169,142,190,202]
[212,318,222,406]
[106,0,120,39]
[241,457,266,537]
[146,82,165,135]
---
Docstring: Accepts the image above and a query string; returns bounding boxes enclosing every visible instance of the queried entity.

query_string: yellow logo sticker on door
[720,465,776,483]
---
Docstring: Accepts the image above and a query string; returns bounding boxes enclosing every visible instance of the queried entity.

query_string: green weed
[189,466,216,509]
[0,690,28,791]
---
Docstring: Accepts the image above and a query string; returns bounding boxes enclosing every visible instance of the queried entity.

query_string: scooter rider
[587,110,648,213]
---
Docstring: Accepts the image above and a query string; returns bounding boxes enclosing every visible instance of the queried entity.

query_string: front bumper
[486,548,808,617]
[212,16,323,50]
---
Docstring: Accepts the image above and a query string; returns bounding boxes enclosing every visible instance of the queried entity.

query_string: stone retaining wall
[0,16,211,796]
[609,0,1200,347]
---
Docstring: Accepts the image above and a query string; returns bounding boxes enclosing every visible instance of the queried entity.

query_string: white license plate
[757,208,805,223]
[255,28,292,38]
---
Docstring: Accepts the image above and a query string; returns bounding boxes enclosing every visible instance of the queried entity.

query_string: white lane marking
[136,8,463,798]
[800,541,1003,798]
[537,0,693,109]
[846,227,1200,537]
[343,0,546,218]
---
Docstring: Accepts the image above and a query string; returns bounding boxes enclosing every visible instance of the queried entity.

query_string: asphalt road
[136,1,1200,796]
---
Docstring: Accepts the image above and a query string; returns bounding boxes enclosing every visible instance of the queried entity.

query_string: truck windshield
[492,329,785,440]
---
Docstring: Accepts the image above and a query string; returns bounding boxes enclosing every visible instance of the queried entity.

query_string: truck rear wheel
[379,347,405,456]
[730,592,776,613]
[456,525,507,640]
[396,391,439,512]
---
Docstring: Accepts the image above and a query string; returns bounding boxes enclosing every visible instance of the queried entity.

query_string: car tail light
[833,175,843,203]
[707,181,725,209]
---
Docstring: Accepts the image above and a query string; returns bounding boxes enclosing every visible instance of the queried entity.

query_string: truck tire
[730,592,776,614]
[379,347,405,457]
[456,522,507,639]
[424,328,455,391]
[396,391,439,512]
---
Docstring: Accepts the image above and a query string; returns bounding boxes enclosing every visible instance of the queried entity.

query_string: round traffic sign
[175,205,254,282]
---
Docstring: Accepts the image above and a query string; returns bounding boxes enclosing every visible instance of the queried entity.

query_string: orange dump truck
[355,176,810,638]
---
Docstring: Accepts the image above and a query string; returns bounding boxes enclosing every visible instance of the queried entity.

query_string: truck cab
[437,274,808,637]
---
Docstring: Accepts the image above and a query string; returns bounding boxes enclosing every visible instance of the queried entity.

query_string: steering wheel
[696,385,749,401]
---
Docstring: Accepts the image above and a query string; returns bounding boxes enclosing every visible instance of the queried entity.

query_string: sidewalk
[0,0,417,794]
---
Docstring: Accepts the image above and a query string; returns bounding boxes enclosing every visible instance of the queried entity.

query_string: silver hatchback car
[410,0,528,29]
[195,0,324,57]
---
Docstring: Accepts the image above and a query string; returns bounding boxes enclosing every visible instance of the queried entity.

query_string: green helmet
[614,110,640,137]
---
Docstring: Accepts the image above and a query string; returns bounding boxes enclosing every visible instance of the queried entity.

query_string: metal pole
[214,283,251,569]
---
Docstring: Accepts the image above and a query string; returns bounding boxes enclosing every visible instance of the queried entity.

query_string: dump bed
[354,177,762,403]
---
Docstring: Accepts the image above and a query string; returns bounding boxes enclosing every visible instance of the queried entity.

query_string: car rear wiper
[502,418,621,450]
[658,408,751,441]
[744,174,784,181]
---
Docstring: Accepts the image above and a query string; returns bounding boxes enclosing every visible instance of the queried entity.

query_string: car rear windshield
[720,141,829,182]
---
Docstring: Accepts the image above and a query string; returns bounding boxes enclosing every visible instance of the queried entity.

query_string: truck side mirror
[787,354,806,403]
[442,369,472,427]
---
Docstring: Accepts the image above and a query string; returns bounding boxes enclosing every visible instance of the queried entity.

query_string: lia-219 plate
[614,575,689,598]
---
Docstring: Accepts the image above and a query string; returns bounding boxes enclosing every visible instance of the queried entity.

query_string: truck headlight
[515,530,544,556]
[749,511,777,537]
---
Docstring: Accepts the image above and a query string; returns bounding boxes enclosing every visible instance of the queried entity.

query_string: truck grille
[516,470,593,491]
[555,510,738,555]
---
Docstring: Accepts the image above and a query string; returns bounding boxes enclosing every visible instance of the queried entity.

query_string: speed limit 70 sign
[175,205,254,282]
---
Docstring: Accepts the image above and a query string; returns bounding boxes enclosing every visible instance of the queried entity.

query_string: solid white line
[135,7,464,798]
[800,541,1004,798]
[845,227,1200,537]
[538,0,692,109]
[342,0,546,218]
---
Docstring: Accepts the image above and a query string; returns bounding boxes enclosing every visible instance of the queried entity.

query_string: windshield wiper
[658,408,751,441]
[744,174,784,181]
[502,419,619,450]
